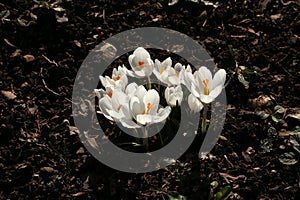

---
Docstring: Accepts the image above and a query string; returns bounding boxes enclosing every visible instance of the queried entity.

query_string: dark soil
[1,0,299,199]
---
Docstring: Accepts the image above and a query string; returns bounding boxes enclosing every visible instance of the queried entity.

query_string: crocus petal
[137,114,153,125]
[134,85,147,100]
[183,70,194,90]
[209,85,223,99]
[211,69,226,89]
[198,66,213,84]
[162,57,172,69]
[191,84,201,98]
[165,86,183,107]
[119,118,141,128]
[99,96,113,121]
[130,96,144,117]
[153,106,171,123]
[199,94,215,104]
[111,90,128,112]
[143,89,159,114]
[188,94,203,113]
[94,88,106,99]
[125,82,138,97]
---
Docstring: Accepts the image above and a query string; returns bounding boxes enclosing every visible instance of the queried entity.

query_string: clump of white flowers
[95,47,226,140]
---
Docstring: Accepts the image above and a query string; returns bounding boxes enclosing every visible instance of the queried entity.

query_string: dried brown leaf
[1,90,17,100]
[23,54,35,62]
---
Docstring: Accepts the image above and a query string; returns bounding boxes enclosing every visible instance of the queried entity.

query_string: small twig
[224,155,234,168]
[40,68,60,96]
[42,54,58,67]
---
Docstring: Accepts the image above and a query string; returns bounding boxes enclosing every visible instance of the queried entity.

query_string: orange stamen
[202,79,209,87]
[159,67,165,74]
[202,79,210,95]
[173,73,178,78]
[115,76,120,81]
[108,91,113,98]
[147,103,152,113]
[138,61,144,69]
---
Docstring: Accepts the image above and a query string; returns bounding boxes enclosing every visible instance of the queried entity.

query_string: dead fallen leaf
[152,15,162,22]
[68,125,79,135]
[11,49,22,57]
[1,90,17,100]
[40,166,56,173]
[23,54,35,62]
[270,13,282,20]
[74,40,81,48]
[28,105,38,115]
[248,94,273,107]
[71,192,85,197]
[76,147,85,154]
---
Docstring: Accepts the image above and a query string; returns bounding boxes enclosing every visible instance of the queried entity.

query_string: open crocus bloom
[121,85,171,128]
[128,47,154,78]
[153,57,172,84]
[165,85,183,107]
[99,66,128,91]
[189,66,226,104]
[98,89,131,122]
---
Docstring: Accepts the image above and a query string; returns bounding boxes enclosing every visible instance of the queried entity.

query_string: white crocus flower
[190,66,226,104]
[128,47,154,78]
[121,85,171,128]
[153,57,172,84]
[188,93,203,113]
[98,89,131,122]
[99,66,128,92]
[166,67,181,86]
[174,63,192,86]
[165,85,183,107]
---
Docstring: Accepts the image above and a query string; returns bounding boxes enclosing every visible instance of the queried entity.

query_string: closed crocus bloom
[188,93,203,113]
[175,63,192,86]
[128,47,154,78]
[191,66,226,104]
[165,85,183,107]
[153,57,172,84]
[98,95,113,121]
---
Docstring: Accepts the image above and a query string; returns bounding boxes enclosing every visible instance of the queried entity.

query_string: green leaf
[289,129,300,154]
[279,152,298,165]
[271,115,280,123]
[237,73,249,89]
[239,66,246,70]
[253,66,262,76]
[167,191,187,200]
[215,185,231,200]
[210,181,218,190]
[0,10,10,20]
[274,105,285,114]
[255,111,270,119]
[228,45,235,58]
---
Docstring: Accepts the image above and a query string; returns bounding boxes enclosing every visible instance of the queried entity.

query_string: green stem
[142,127,149,151]
[224,61,238,88]
[159,132,164,147]
[147,76,151,90]
[201,104,208,134]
